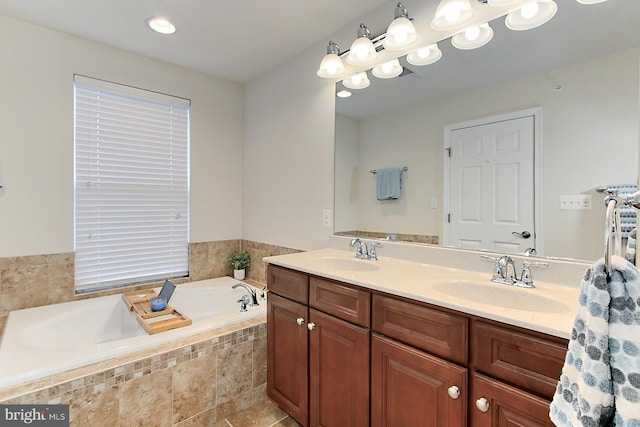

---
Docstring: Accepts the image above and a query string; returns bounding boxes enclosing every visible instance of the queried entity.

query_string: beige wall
[242,47,335,251]
[0,15,244,258]
[338,48,639,261]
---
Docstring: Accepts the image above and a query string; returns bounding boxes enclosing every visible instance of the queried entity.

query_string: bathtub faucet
[232,282,259,306]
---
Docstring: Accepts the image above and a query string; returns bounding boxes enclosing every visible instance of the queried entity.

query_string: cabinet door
[267,293,309,427]
[309,308,370,427]
[371,334,467,427]
[470,373,554,427]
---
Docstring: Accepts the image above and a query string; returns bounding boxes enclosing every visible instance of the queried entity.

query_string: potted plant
[228,249,251,280]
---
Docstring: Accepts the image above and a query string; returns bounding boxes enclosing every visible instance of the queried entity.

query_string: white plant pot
[233,269,245,280]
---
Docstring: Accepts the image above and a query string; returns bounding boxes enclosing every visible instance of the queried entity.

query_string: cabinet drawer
[268,265,309,304]
[372,294,468,364]
[472,321,567,399]
[309,277,370,327]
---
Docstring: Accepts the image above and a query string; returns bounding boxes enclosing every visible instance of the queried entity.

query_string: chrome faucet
[232,282,259,306]
[481,255,548,288]
[349,238,382,261]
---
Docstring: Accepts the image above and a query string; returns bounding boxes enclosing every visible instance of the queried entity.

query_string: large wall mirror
[334,0,640,262]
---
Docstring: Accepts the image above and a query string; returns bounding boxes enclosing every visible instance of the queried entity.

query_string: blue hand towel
[376,167,403,200]
[549,256,640,426]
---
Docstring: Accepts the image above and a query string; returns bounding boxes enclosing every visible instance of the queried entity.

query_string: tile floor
[216,399,301,427]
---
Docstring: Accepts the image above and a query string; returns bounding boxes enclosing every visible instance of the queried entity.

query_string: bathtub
[0,277,266,388]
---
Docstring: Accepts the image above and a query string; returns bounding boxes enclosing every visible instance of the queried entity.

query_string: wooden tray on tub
[122,290,192,334]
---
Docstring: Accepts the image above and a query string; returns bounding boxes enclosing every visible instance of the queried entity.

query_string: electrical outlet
[560,195,592,210]
[322,209,332,228]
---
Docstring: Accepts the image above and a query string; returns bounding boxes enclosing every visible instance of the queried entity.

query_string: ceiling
[0,0,388,83]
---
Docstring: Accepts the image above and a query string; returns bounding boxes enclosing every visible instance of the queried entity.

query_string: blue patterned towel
[550,255,640,426]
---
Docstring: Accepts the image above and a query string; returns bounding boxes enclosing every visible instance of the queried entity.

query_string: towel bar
[370,166,408,174]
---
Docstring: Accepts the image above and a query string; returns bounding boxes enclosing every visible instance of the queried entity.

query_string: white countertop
[264,247,583,339]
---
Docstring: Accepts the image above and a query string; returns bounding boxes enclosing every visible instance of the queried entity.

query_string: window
[74,75,190,292]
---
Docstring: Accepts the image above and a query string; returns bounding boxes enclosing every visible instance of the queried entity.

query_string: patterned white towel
[550,255,640,426]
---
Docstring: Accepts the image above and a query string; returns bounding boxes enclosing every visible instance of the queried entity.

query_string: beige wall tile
[216,341,253,404]
[172,352,217,424]
[69,385,119,427]
[119,368,173,427]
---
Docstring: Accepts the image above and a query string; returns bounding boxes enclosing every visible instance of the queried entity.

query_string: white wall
[242,47,335,251]
[0,15,244,258]
[343,48,639,261]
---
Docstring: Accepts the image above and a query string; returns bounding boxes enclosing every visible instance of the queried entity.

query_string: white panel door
[448,116,535,254]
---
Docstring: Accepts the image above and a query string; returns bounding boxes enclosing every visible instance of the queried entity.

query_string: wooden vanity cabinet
[267,265,370,427]
[371,294,469,426]
[371,294,566,427]
[267,264,569,427]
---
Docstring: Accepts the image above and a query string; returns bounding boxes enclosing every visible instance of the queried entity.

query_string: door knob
[307,322,316,331]
[475,398,490,413]
[296,317,305,326]
[447,386,460,399]
[512,230,531,239]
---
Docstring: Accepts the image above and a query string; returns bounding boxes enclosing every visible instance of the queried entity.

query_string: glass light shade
[383,17,420,50]
[346,37,378,66]
[336,90,352,98]
[505,0,557,31]
[146,17,176,34]
[487,0,521,5]
[576,0,607,3]
[342,72,371,90]
[317,53,346,78]
[431,0,475,31]
[372,59,403,79]
[452,23,494,50]
[407,43,443,66]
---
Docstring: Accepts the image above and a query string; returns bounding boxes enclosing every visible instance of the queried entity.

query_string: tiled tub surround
[0,239,298,338]
[0,319,268,427]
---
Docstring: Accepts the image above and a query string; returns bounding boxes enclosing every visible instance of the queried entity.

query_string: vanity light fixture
[146,17,176,35]
[343,72,371,90]
[431,0,475,32]
[505,0,558,31]
[317,41,347,79]
[0,166,3,189]
[452,23,494,49]
[372,58,403,79]
[487,0,521,5]
[407,43,443,66]
[576,0,608,3]
[336,90,352,98]
[346,24,378,67]
[383,3,420,51]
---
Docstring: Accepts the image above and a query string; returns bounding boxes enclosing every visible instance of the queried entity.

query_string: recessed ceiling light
[146,17,176,35]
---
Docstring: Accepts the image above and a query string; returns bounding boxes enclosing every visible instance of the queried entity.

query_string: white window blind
[74,75,190,292]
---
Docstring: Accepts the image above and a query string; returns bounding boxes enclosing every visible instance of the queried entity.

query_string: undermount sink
[433,281,569,313]
[318,257,380,272]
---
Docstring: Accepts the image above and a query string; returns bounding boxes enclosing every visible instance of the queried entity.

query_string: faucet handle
[368,242,382,260]
[480,255,502,279]
[517,261,549,288]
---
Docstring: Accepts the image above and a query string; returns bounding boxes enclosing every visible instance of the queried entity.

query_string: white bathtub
[0,277,266,388]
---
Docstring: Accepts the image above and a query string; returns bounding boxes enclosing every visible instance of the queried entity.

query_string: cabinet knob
[307,322,316,331]
[447,386,460,400]
[296,317,305,326]
[475,398,490,413]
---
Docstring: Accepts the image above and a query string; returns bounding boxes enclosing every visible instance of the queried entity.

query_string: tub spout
[232,283,259,306]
